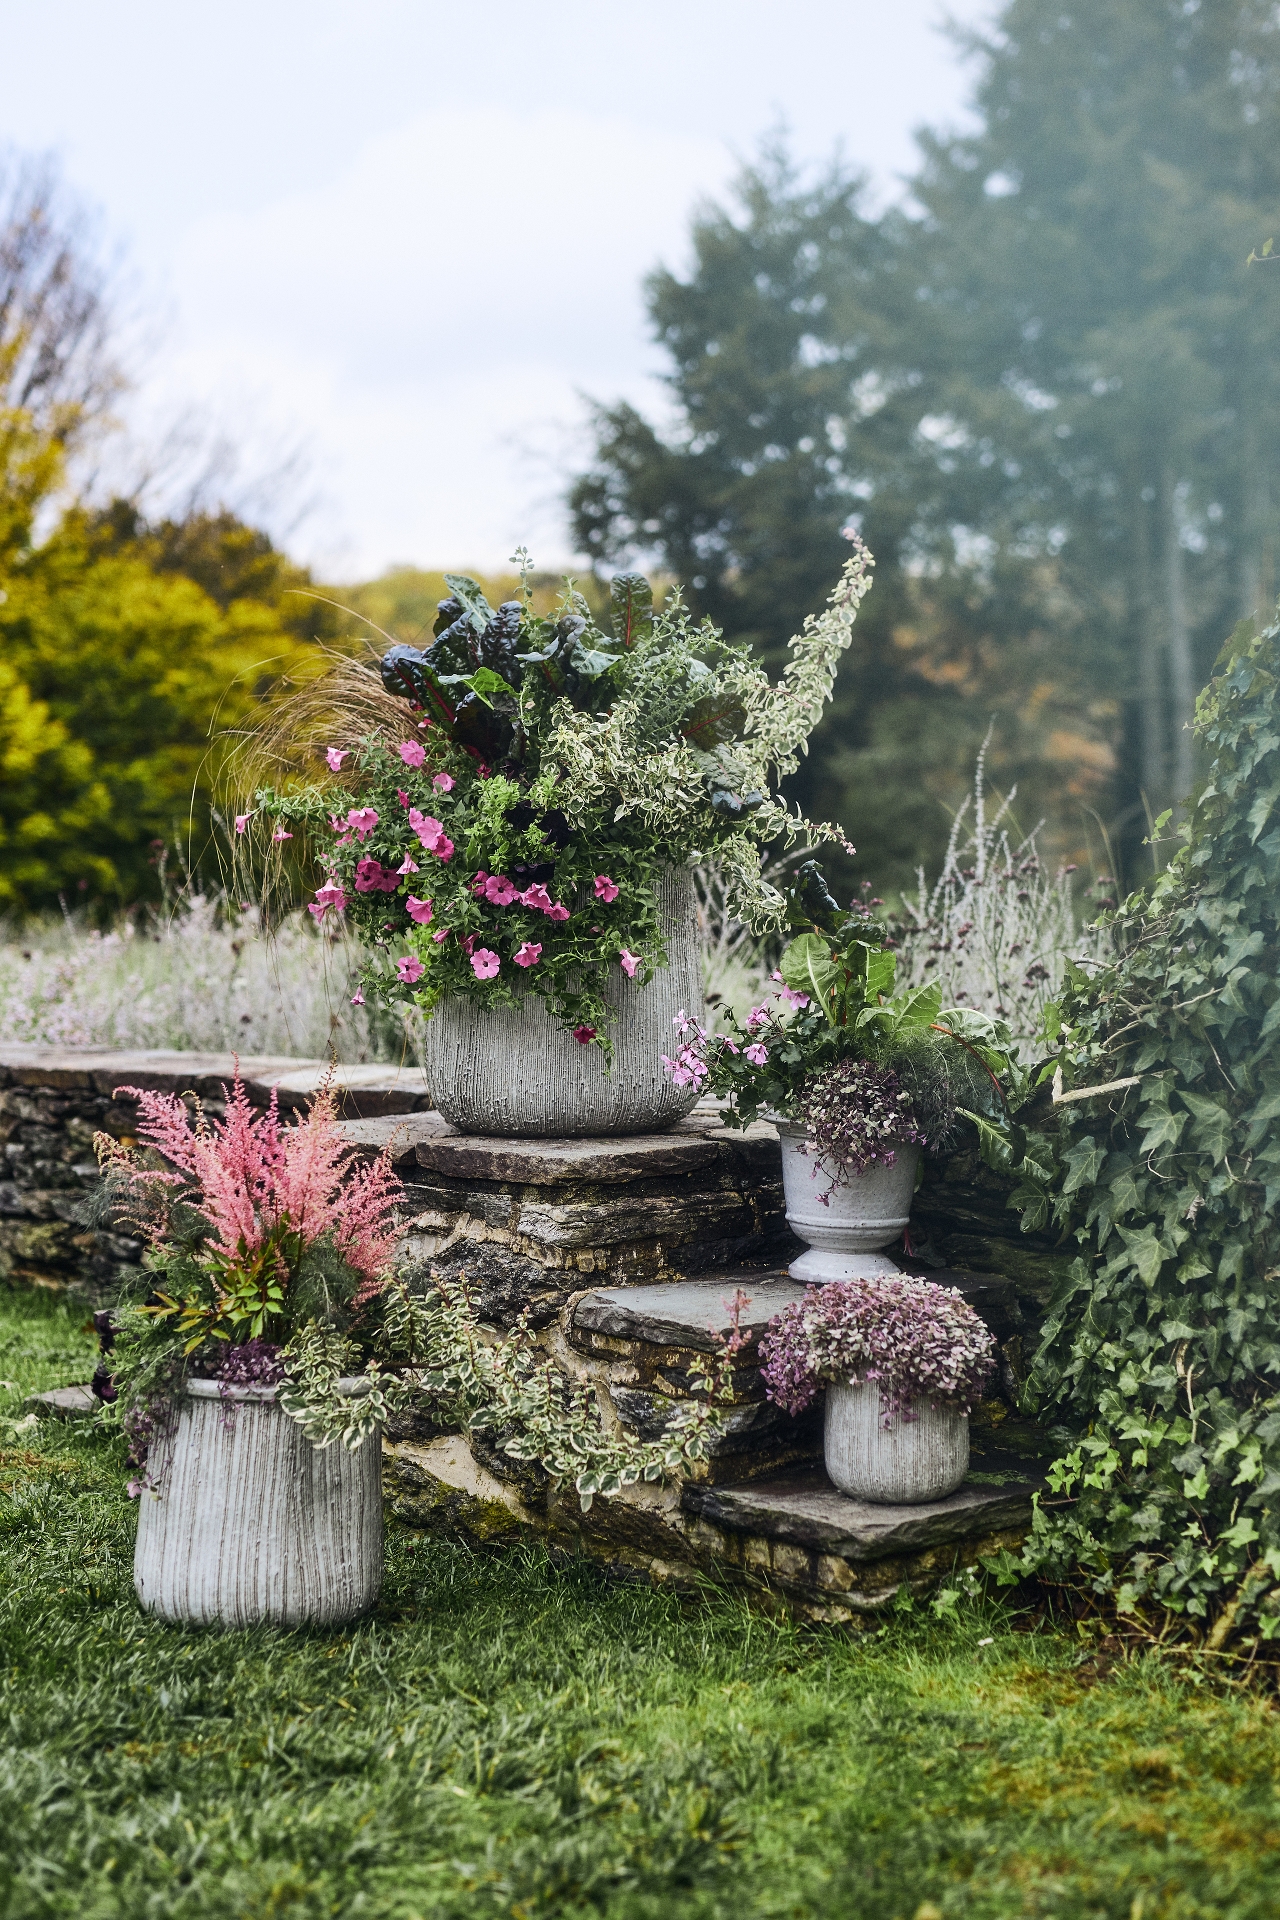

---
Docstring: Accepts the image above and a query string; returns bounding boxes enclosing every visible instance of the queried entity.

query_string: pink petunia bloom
[471,871,489,896]
[407,809,453,860]
[431,927,450,943]
[619,948,641,977]
[347,807,379,841]
[405,896,434,924]
[470,948,500,980]
[397,852,420,875]
[396,789,411,807]
[396,954,425,984]
[432,772,455,791]
[519,882,551,912]
[459,933,478,956]
[398,740,426,768]
[326,748,348,771]
[272,827,293,843]
[545,901,570,922]
[482,874,519,905]
[234,814,251,834]
[572,1025,597,1045]
[744,1043,769,1066]
[307,882,348,922]
[354,856,399,893]
[514,942,542,968]
[593,874,619,903]
[432,833,454,862]
[351,988,365,1005]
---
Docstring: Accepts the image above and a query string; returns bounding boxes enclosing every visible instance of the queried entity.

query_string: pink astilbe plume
[111,1069,402,1286]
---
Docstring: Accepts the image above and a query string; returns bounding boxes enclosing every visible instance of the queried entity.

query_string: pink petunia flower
[431,927,450,943]
[397,852,420,875]
[407,809,453,860]
[482,874,519,905]
[405,896,434,924]
[433,833,454,862]
[234,814,251,834]
[545,901,570,922]
[307,882,348,922]
[396,954,425,984]
[432,772,455,791]
[744,1043,769,1066]
[593,874,620,903]
[347,807,379,841]
[351,988,365,1005]
[398,740,426,768]
[514,942,542,968]
[459,933,478,956]
[272,827,293,843]
[396,789,411,807]
[619,948,641,977]
[470,948,500,980]
[326,748,348,771]
[354,857,399,893]
[519,883,551,912]
[572,1025,597,1045]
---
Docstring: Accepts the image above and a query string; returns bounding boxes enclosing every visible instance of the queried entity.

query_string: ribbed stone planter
[422,865,704,1137]
[134,1380,382,1627]
[824,1379,969,1504]
[778,1124,922,1283]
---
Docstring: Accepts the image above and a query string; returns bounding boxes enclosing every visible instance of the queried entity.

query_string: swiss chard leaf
[610,572,654,647]
[779,933,840,1014]
[443,573,495,635]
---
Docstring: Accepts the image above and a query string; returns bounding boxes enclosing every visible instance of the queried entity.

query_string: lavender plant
[758,1276,996,1422]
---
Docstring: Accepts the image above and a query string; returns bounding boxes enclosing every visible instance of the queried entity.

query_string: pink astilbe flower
[110,1070,402,1289]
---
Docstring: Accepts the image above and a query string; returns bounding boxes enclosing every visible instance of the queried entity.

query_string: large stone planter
[824,1379,969,1503]
[134,1380,382,1627]
[422,865,704,1138]
[778,1123,921,1283]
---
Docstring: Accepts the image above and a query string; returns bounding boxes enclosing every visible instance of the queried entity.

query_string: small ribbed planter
[422,865,705,1137]
[778,1124,922,1284]
[134,1380,382,1628]
[824,1379,969,1504]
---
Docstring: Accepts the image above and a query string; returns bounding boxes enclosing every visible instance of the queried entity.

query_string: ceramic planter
[422,865,705,1137]
[134,1380,382,1627]
[824,1378,969,1503]
[777,1123,922,1283]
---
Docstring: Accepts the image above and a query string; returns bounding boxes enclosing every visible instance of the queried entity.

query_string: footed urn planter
[824,1379,969,1504]
[134,1380,382,1627]
[778,1123,922,1284]
[423,865,705,1138]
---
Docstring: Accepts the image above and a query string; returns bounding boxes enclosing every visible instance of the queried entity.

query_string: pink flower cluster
[662,1009,712,1088]
[406,808,454,862]
[112,1071,403,1290]
[758,1276,996,1422]
[471,871,571,921]
[308,882,347,922]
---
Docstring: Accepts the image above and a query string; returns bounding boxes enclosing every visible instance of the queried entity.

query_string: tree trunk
[1132,489,1167,815]
[1162,467,1196,809]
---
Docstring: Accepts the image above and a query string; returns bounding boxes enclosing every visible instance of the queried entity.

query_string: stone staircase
[358,1110,1050,1623]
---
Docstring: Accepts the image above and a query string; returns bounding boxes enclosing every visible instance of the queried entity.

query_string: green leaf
[459,666,519,707]
[779,933,840,1010]
[1179,1089,1234,1163]
[442,573,494,634]
[609,572,654,647]
[681,691,748,750]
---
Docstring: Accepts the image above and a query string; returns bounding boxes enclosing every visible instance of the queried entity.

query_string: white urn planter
[777,1122,922,1284]
[824,1379,969,1504]
[134,1380,382,1628]
[422,865,705,1138]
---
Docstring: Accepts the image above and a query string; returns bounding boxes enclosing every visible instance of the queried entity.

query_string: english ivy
[1002,613,1280,1640]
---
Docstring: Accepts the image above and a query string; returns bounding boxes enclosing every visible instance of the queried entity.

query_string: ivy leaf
[1116,1224,1166,1286]
[1179,1090,1234,1163]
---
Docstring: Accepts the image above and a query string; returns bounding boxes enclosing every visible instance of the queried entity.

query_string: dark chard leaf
[452,691,516,762]
[786,860,844,933]
[708,787,764,817]
[681,691,747,750]
[610,571,654,647]
[442,573,495,635]
[379,644,456,726]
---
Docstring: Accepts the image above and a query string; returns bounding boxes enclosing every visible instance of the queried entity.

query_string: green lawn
[2,1288,1279,1920]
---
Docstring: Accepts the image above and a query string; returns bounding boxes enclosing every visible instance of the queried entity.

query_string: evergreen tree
[572,2,1280,888]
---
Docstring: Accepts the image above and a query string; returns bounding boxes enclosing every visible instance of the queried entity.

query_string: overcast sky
[7,0,996,578]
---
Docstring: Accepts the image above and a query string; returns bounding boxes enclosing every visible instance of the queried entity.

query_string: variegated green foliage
[1004,612,1280,1638]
